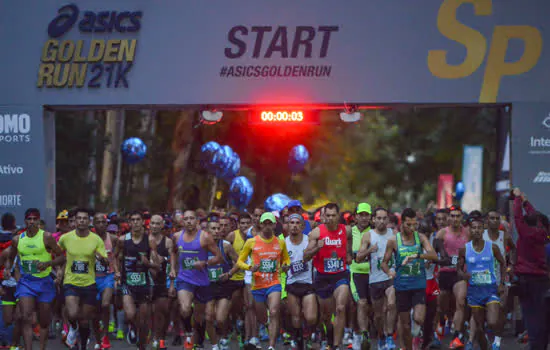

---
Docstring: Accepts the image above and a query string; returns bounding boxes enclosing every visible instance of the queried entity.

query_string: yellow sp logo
[428,0,542,103]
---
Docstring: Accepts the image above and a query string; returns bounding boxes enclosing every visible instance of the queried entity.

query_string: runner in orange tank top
[237,212,290,350]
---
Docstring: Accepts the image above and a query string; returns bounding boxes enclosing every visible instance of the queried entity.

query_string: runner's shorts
[467,285,500,308]
[120,284,152,304]
[64,283,98,305]
[176,280,212,304]
[15,275,56,303]
[210,281,233,301]
[1,284,17,305]
[369,279,393,302]
[251,284,282,303]
[286,283,315,299]
[396,288,426,313]
[425,278,440,303]
[438,271,460,291]
[314,270,350,299]
[225,279,245,295]
[96,273,115,300]
[352,273,370,301]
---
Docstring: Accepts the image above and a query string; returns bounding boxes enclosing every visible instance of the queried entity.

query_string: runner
[92,212,118,350]
[173,210,222,350]
[435,205,469,348]
[285,213,317,350]
[57,208,109,350]
[349,202,372,349]
[5,208,65,350]
[219,216,232,239]
[0,213,21,349]
[204,214,240,350]
[305,203,353,349]
[237,212,290,350]
[225,213,252,347]
[114,210,159,350]
[458,216,506,350]
[356,207,397,350]
[381,208,438,350]
[149,214,176,350]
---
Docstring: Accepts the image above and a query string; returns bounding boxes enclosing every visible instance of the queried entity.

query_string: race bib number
[290,260,307,275]
[472,270,492,285]
[324,258,344,273]
[182,257,197,270]
[259,259,277,273]
[22,260,39,274]
[95,260,107,273]
[126,272,147,286]
[71,261,89,274]
[450,255,459,267]
[400,261,422,276]
[208,267,224,281]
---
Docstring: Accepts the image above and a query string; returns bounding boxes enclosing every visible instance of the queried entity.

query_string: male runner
[458,216,505,350]
[92,212,118,350]
[204,215,240,350]
[173,210,222,350]
[58,208,108,350]
[349,202,372,349]
[356,207,397,350]
[114,211,159,350]
[149,214,176,350]
[435,205,469,348]
[225,213,252,346]
[219,216,232,239]
[381,208,438,350]
[304,203,353,350]
[5,208,65,350]
[285,213,317,350]
[237,212,290,350]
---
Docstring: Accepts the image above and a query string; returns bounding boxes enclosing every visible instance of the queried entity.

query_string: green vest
[350,226,370,274]
[18,229,52,278]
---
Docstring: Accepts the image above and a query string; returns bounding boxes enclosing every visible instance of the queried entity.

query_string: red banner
[437,174,454,209]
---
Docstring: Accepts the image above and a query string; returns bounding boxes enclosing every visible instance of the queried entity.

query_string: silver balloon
[121,137,147,164]
[229,176,254,209]
[264,193,292,212]
[289,145,309,173]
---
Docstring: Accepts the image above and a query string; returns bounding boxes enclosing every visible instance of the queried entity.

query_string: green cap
[357,203,372,214]
[260,212,277,223]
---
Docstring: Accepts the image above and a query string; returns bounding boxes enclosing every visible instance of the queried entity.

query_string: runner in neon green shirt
[57,208,108,349]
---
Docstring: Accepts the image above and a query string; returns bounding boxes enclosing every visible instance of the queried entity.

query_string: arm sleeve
[279,240,290,265]
[237,239,253,270]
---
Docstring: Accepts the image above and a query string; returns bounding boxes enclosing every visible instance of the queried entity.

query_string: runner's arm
[3,236,18,275]
[166,237,177,279]
[225,231,235,244]
[492,244,506,284]
[457,247,468,280]
[279,240,291,267]
[355,232,372,263]
[418,233,438,261]
[345,225,353,264]
[113,237,124,277]
[202,232,222,266]
[145,235,161,270]
[432,230,451,266]
[224,242,241,277]
[503,231,516,266]
[236,239,253,270]
[44,232,66,267]
[303,227,322,261]
[380,238,396,277]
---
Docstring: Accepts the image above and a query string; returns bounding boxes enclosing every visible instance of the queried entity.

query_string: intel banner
[0,106,48,228]
[511,103,550,215]
[461,145,483,213]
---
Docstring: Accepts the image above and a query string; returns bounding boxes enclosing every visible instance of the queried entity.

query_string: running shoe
[115,329,124,340]
[449,337,464,349]
[385,336,396,349]
[126,326,138,345]
[101,335,111,349]
[183,335,194,350]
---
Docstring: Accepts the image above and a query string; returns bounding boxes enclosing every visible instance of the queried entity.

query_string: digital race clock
[248,109,320,125]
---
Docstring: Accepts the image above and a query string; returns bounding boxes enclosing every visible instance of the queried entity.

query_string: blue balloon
[223,153,241,182]
[289,145,309,173]
[455,181,465,201]
[264,193,292,212]
[212,145,236,178]
[200,141,221,171]
[121,137,147,164]
[229,176,254,209]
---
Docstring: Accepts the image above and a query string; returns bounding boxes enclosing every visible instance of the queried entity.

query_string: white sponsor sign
[0,114,31,143]
[0,165,24,175]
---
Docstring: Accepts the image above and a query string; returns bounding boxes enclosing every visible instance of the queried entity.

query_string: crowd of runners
[0,187,548,350]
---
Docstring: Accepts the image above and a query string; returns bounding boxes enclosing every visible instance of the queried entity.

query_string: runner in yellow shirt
[58,208,108,349]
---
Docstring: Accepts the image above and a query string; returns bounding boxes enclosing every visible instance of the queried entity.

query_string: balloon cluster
[201,141,240,181]
[288,145,309,173]
[264,193,292,212]
[229,176,254,209]
[121,137,147,164]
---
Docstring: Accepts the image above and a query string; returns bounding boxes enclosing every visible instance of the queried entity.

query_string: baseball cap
[56,210,69,220]
[356,203,372,214]
[260,212,276,223]
[287,200,302,209]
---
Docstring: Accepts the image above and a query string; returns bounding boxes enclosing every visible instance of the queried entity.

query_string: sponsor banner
[437,174,454,210]
[461,146,483,213]
[0,106,48,227]
[512,102,550,215]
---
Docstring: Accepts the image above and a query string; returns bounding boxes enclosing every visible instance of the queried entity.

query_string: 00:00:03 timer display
[260,111,304,122]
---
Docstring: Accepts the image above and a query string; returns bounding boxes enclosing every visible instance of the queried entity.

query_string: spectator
[512,188,549,350]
